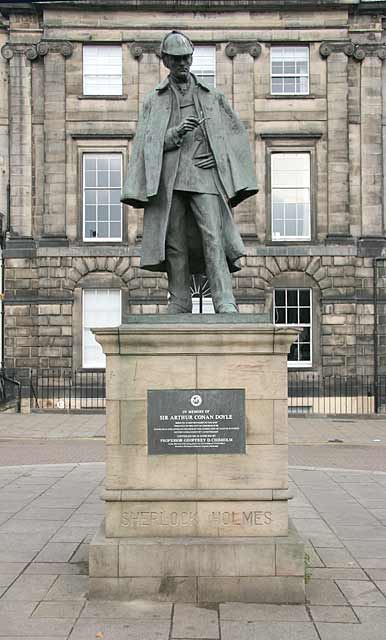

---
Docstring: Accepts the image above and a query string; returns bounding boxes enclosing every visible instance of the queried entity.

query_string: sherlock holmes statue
[121,31,258,313]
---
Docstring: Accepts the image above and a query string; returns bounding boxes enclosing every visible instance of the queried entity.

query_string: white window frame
[82,152,123,243]
[82,289,122,369]
[273,288,312,368]
[83,44,123,96]
[191,45,216,87]
[271,46,309,96]
[271,151,311,242]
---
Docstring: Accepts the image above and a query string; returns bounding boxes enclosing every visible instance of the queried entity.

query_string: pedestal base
[89,519,305,604]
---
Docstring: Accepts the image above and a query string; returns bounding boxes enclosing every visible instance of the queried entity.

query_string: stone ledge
[94,321,299,357]
[89,520,305,603]
[101,488,293,501]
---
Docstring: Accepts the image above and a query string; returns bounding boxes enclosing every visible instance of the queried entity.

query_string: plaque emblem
[190,394,202,407]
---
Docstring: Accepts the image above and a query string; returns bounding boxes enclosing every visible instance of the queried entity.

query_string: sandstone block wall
[0,1,386,378]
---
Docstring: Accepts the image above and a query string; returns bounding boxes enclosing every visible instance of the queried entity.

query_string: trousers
[165,190,237,313]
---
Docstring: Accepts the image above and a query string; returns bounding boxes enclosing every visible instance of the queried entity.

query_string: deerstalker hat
[160,30,194,56]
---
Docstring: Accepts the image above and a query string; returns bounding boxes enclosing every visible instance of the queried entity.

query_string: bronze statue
[121,31,258,313]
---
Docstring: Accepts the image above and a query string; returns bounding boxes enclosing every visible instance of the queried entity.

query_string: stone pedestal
[89,316,305,603]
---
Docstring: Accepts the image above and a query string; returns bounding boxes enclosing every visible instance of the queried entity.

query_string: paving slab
[314,547,359,568]
[80,599,172,620]
[172,604,219,639]
[316,621,384,640]
[309,605,359,623]
[25,562,87,575]
[305,579,348,605]
[44,575,89,601]
[32,600,84,620]
[221,620,319,640]
[34,542,80,563]
[336,580,386,606]
[70,620,171,640]
[310,568,368,581]
[2,574,58,601]
[220,603,309,621]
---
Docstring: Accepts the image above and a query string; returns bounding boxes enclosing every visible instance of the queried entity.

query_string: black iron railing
[27,369,386,415]
[288,373,381,415]
[0,370,21,412]
[30,369,105,411]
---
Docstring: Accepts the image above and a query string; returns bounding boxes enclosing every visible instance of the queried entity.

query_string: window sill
[266,93,314,100]
[288,363,313,369]
[270,239,312,243]
[82,239,123,244]
[78,94,128,100]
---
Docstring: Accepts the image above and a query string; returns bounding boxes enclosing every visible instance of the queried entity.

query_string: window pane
[85,189,96,205]
[299,308,311,324]
[275,290,285,306]
[299,289,310,306]
[275,307,286,324]
[271,77,283,93]
[110,190,121,205]
[288,342,298,361]
[98,206,108,221]
[109,222,121,238]
[98,222,108,238]
[97,171,109,188]
[110,205,121,221]
[84,206,96,221]
[287,308,298,324]
[287,290,298,306]
[85,222,97,238]
[110,171,121,188]
[299,342,310,361]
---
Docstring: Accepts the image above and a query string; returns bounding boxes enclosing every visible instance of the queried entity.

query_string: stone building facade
[0,0,386,378]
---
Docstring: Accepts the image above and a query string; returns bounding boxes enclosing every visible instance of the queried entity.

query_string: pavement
[0,413,386,637]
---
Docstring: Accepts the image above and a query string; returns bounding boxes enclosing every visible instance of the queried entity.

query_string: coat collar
[155,73,211,93]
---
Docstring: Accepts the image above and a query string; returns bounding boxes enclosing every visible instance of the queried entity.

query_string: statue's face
[163,54,192,82]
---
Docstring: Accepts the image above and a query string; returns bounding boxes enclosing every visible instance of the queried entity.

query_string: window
[83,289,121,368]
[83,45,123,96]
[191,45,216,87]
[271,46,309,95]
[83,153,122,242]
[274,288,312,367]
[271,152,311,241]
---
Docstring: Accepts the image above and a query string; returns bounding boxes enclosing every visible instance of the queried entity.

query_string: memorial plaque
[147,389,245,455]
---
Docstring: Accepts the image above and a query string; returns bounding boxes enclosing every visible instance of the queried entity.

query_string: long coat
[121,75,258,274]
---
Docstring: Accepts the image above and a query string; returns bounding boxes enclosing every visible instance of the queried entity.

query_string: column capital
[129,41,161,59]
[320,40,386,61]
[1,40,73,61]
[225,41,262,59]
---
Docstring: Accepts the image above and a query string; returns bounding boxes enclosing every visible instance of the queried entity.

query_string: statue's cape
[121,75,258,273]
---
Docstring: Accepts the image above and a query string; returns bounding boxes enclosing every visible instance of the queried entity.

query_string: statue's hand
[176,116,201,137]
[194,154,216,169]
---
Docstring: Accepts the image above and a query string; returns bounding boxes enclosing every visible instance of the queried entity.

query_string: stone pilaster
[232,52,257,237]
[43,52,66,236]
[326,52,350,236]
[348,58,361,237]
[361,56,383,237]
[8,52,33,237]
[0,33,8,223]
